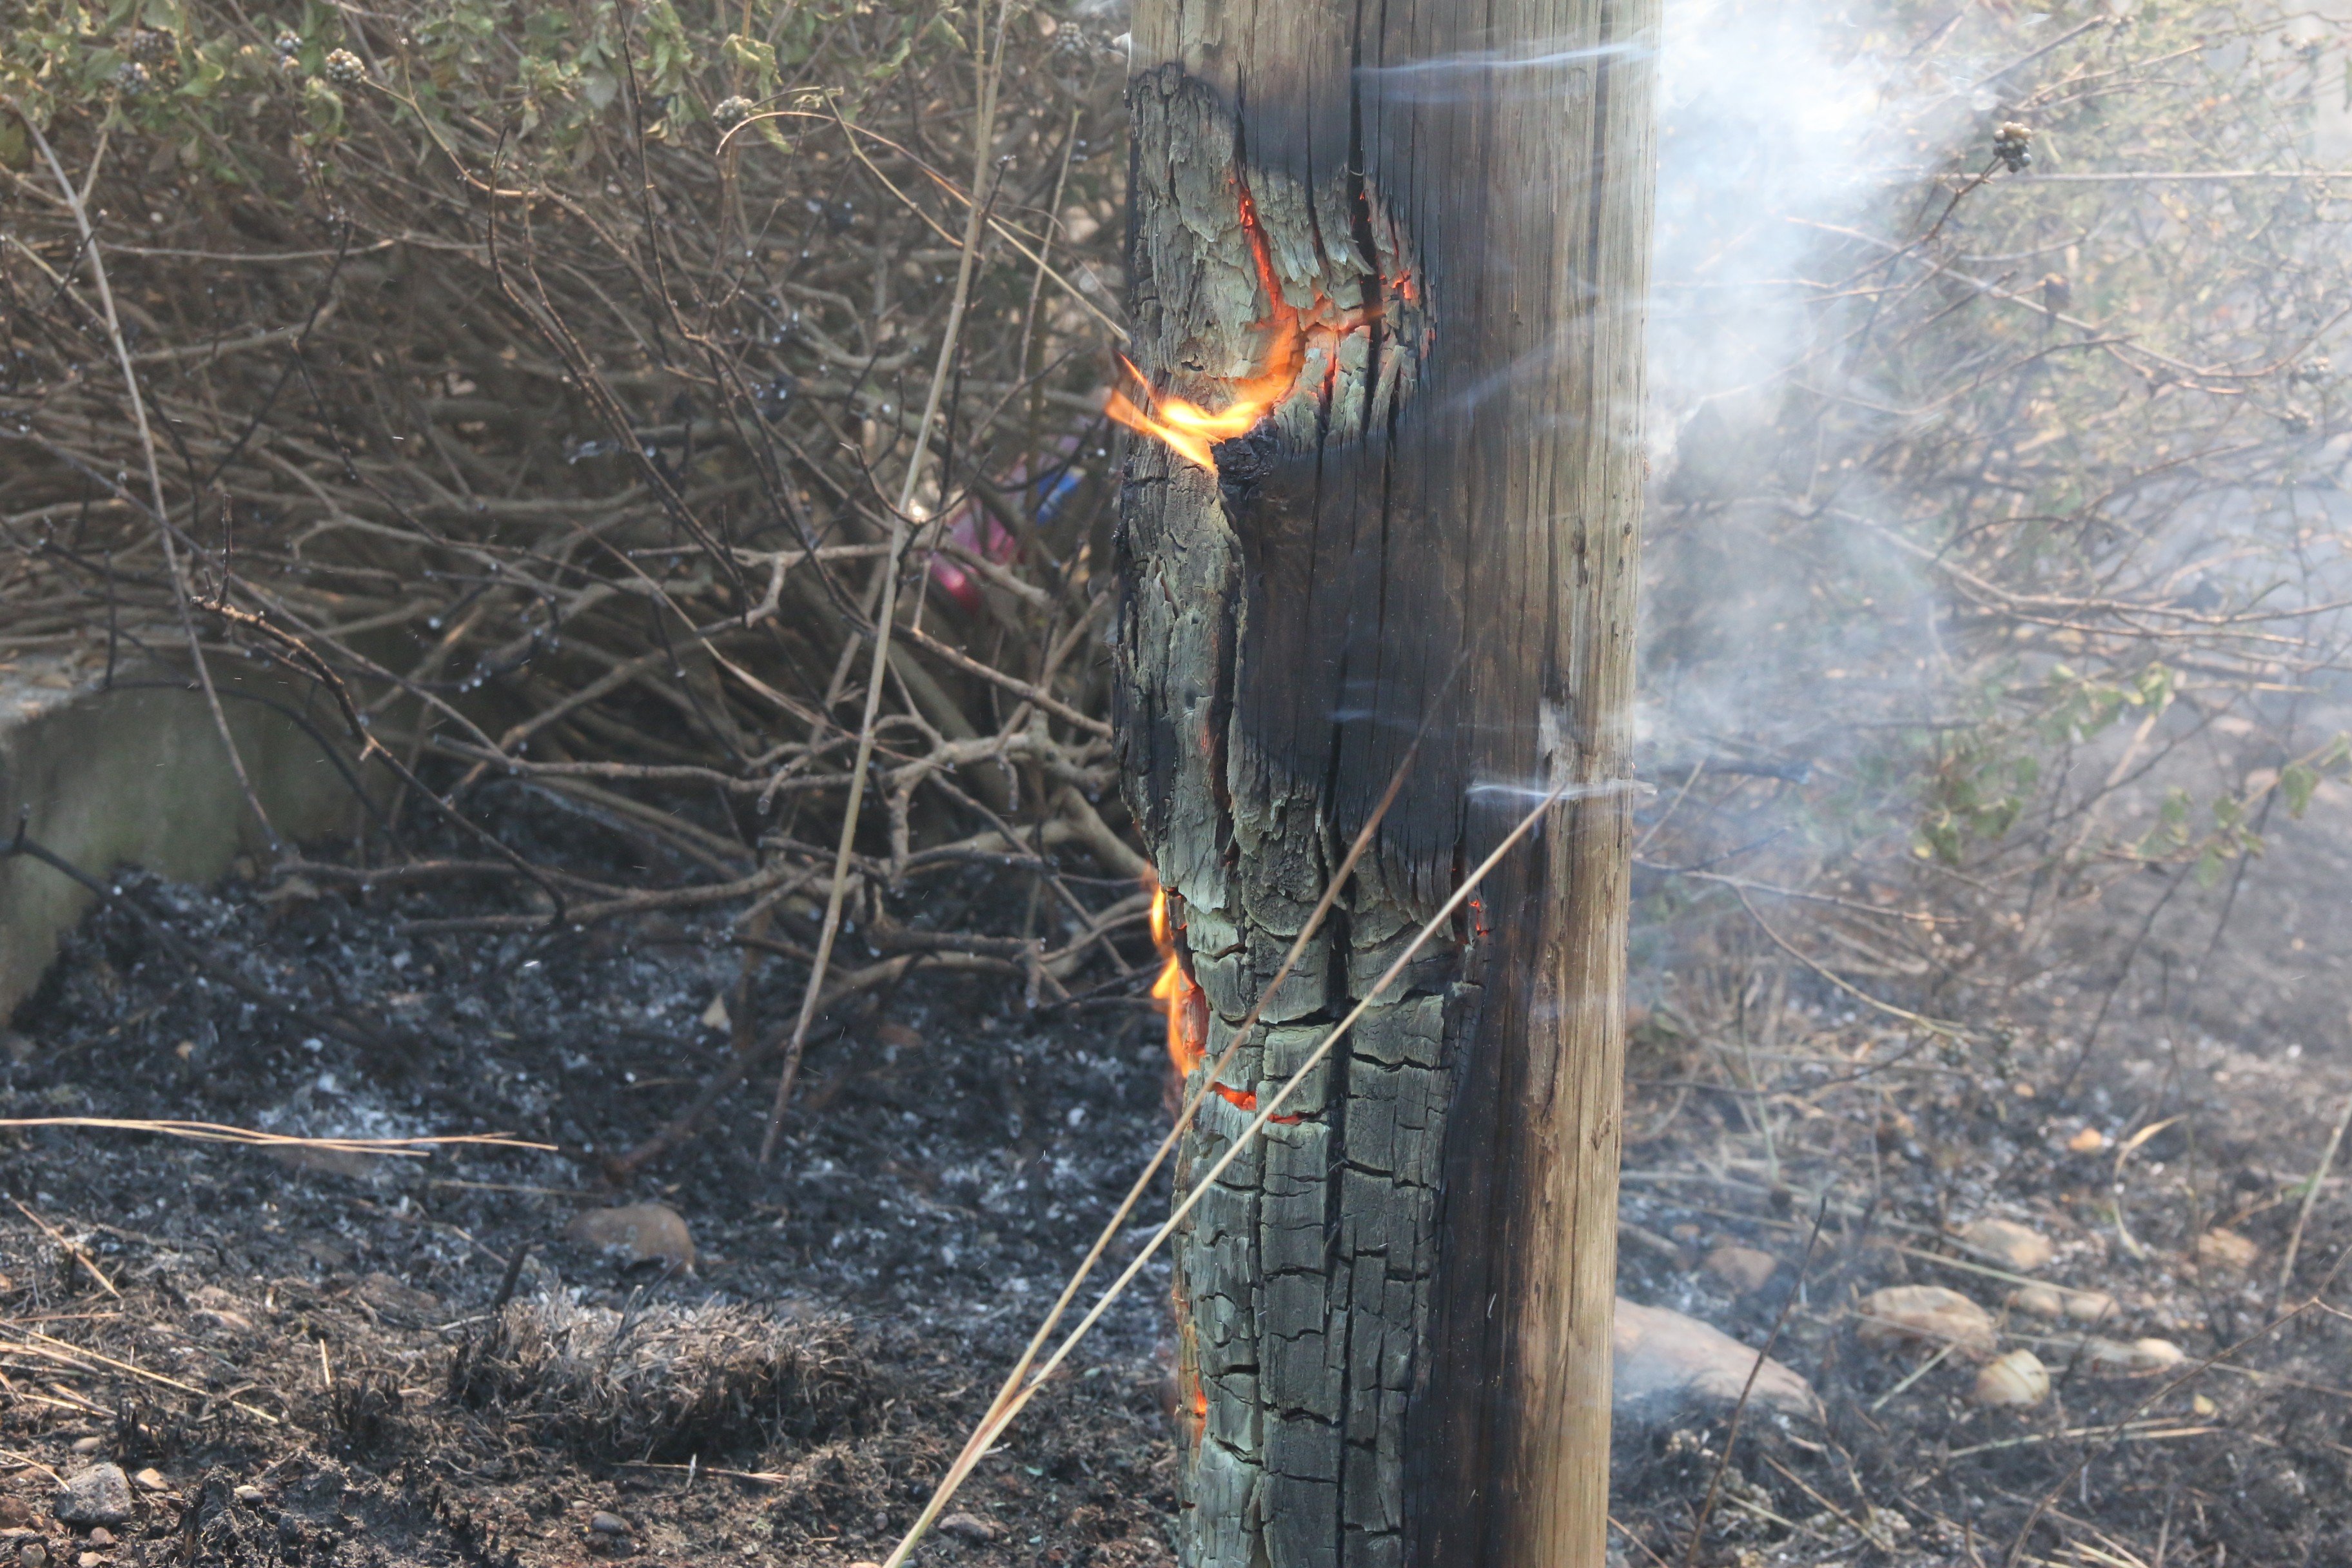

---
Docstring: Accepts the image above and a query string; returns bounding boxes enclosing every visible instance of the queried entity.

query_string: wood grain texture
[1115,4,1655,1565]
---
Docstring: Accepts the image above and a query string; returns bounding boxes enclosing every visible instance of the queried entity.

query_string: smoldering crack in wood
[1116,64,1476,1568]
[1168,888,1485,1568]
[1126,2,1652,1561]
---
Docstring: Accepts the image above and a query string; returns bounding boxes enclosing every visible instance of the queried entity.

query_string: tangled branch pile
[1,0,1149,1130]
[10,0,2352,1137]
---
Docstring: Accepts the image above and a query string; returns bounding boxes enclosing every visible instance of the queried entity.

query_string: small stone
[565,1204,694,1271]
[77,1554,100,1568]
[589,1513,630,1536]
[19,1544,46,1568]
[2195,1229,2259,1271]
[1957,1218,2053,1273]
[232,1487,264,1505]
[2008,1283,2119,1323]
[128,1471,165,1494]
[937,1512,1000,1544]
[355,1272,442,1322]
[2008,1282,2059,1318]
[81,1532,110,1550]
[1702,1245,1779,1293]
[2079,1335,2186,1375]
[65,1440,102,1456]
[2067,1126,2106,1153]
[1972,1348,2050,1409]
[2063,1288,2122,1322]
[54,1465,132,1527]
[1613,1298,1819,1421]
[1855,1286,1997,1360]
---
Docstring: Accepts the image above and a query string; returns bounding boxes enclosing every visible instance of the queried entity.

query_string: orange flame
[1107,183,1382,474]
[1106,344,1302,472]
[1148,879,1206,1076]
[1149,879,1172,948]
[1147,875,1300,1121]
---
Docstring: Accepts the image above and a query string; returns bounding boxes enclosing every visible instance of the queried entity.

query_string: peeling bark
[1114,6,1654,1566]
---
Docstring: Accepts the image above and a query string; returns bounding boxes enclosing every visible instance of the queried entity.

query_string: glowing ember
[1107,183,1392,475]
[1147,876,1302,1119]
[1208,1082,1302,1124]
[1149,879,1173,948]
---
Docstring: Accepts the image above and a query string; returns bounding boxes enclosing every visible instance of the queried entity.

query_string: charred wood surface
[1114,3,1655,1566]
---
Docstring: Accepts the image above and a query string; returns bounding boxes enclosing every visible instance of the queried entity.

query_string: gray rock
[938,1511,999,1544]
[54,1464,132,1526]
[1614,1298,1820,1425]
[589,1512,630,1536]
[564,1204,694,1271]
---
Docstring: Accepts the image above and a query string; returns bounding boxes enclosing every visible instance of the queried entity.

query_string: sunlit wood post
[1112,1,1658,1565]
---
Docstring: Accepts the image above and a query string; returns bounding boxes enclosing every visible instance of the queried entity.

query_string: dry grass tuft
[448,1298,871,1463]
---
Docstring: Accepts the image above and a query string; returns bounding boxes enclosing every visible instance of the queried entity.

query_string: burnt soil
[0,785,1182,1568]
[6,783,2352,1567]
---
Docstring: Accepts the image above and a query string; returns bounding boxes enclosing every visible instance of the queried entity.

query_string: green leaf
[2282,761,2319,818]
[723,31,779,87]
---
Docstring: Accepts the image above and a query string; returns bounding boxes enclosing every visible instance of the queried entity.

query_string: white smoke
[1638,1,1977,774]
[1648,0,1966,462]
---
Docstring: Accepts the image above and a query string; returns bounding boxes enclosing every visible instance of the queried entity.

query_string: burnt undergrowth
[0,784,1182,1566]
[8,0,2352,1564]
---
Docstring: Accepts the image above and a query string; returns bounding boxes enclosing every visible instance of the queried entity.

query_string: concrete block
[1,652,366,1020]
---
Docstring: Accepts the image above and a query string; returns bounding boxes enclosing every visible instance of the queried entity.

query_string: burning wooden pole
[1113,3,1658,1565]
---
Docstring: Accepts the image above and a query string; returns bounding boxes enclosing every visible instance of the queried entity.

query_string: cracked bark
[1114,4,1654,1567]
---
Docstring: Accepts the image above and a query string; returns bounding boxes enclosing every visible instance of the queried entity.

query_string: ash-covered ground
[0,785,1181,1567]
[5,781,2352,1567]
